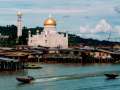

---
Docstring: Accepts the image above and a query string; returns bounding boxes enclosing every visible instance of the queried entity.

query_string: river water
[0,64,120,90]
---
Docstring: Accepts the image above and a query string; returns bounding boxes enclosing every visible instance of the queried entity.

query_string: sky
[0,0,120,41]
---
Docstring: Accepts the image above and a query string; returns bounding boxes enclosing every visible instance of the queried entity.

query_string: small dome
[44,17,56,26]
[17,11,22,16]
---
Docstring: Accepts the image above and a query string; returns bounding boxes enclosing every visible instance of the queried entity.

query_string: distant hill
[68,34,120,47]
[0,25,119,47]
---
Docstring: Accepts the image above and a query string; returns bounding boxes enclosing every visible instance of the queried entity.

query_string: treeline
[0,25,119,47]
[0,25,43,47]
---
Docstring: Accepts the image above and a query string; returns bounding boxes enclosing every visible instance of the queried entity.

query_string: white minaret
[28,30,31,38]
[17,11,22,37]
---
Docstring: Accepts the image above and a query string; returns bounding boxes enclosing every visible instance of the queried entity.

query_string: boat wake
[32,77,60,83]
[21,70,120,84]
[31,73,100,83]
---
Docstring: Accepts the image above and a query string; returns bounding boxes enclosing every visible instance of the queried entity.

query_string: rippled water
[0,64,120,90]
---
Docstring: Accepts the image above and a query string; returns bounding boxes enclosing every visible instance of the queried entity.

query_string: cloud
[0,1,115,15]
[79,19,120,40]
[0,0,33,1]
[79,26,90,34]
[94,19,112,33]
[0,8,84,14]
[80,19,112,34]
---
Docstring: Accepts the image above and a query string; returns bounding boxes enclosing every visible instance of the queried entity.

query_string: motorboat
[16,76,34,83]
[24,63,42,69]
[104,73,119,79]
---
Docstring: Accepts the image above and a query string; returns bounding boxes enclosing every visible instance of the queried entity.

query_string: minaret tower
[17,11,22,37]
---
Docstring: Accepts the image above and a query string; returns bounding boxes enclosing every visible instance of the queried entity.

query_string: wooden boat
[24,63,42,69]
[104,73,119,79]
[16,76,34,83]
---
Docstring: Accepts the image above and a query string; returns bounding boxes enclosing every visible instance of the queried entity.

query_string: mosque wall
[28,17,68,49]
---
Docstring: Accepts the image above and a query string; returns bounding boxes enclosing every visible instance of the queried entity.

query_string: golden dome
[44,17,56,26]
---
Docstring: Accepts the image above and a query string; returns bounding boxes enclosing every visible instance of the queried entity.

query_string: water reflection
[0,70,27,76]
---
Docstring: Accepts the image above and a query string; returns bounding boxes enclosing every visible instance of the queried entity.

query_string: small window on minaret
[45,40,47,43]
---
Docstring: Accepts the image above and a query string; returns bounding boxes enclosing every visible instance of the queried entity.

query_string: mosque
[27,16,68,48]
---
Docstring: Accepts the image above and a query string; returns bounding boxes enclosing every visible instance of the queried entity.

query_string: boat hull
[16,76,34,83]
[24,64,42,69]
[104,74,119,79]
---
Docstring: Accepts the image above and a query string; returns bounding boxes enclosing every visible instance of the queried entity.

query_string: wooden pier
[37,57,114,64]
[0,47,119,65]
[0,57,24,71]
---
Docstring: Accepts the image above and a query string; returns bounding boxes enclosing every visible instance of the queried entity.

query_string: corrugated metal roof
[0,57,18,62]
